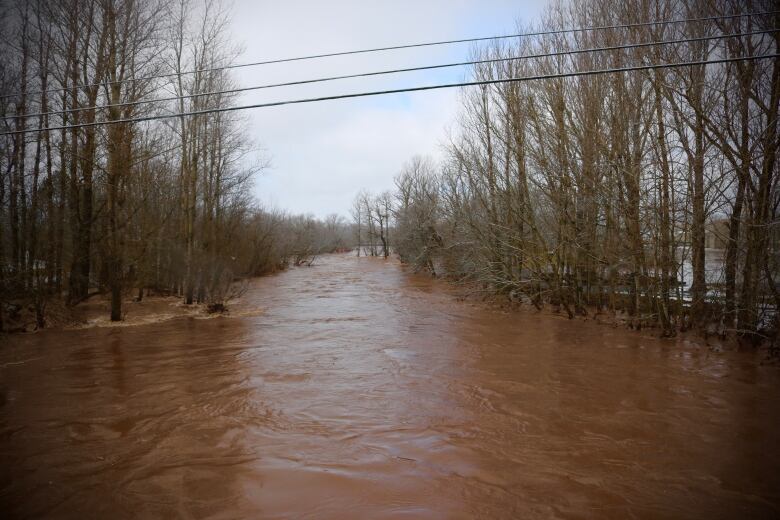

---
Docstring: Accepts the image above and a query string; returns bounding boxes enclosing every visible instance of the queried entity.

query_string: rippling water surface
[1,254,779,518]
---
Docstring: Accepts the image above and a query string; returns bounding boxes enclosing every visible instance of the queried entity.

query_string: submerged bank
[0,292,239,333]
[1,253,779,518]
[3,252,769,357]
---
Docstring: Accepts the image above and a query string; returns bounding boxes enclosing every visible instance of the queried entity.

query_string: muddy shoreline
[4,255,768,361]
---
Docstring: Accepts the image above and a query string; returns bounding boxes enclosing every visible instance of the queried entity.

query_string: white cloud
[227,0,547,217]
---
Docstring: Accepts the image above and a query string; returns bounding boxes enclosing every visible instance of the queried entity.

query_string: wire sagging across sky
[0,9,776,102]
[2,53,776,137]
[5,29,776,122]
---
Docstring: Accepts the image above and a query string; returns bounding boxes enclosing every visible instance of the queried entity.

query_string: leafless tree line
[287,213,354,267]
[362,0,779,343]
[0,0,351,330]
[352,189,392,258]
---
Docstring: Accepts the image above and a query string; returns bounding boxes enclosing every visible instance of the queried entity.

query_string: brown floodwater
[1,254,779,519]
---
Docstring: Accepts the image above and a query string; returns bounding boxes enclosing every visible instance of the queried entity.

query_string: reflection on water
[1,254,779,518]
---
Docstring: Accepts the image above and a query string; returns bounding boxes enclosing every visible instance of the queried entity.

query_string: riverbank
[5,255,774,361]
[382,268,773,360]
[1,289,265,334]
[460,290,757,354]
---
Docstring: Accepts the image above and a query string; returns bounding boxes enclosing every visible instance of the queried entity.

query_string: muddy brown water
[1,254,779,519]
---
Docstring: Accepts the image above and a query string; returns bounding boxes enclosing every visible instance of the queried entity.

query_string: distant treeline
[357,0,779,342]
[0,0,352,329]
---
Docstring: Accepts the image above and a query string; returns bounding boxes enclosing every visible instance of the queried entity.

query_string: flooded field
[1,253,779,519]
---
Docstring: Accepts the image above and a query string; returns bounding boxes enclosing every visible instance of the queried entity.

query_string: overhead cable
[1,10,775,101]
[6,29,775,121]
[2,53,776,136]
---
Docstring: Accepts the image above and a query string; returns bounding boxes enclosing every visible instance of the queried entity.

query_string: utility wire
[1,10,775,102]
[2,54,776,137]
[6,29,775,121]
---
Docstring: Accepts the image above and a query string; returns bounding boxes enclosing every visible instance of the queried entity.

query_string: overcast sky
[228,0,547,218]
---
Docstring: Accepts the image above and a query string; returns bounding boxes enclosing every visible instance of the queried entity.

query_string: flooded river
[1,254,779,518]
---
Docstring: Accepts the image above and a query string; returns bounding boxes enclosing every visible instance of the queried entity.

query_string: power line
[1,54,776,137]
[6,29,776,122]
[1,10,776,102]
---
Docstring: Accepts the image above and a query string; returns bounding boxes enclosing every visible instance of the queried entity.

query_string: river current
[1,253,778,518]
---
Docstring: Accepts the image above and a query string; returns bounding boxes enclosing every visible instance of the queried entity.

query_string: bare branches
[366,0,779,342]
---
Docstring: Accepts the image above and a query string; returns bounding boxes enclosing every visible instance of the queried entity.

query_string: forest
[0,0,351,330]
[355,0,779,344]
